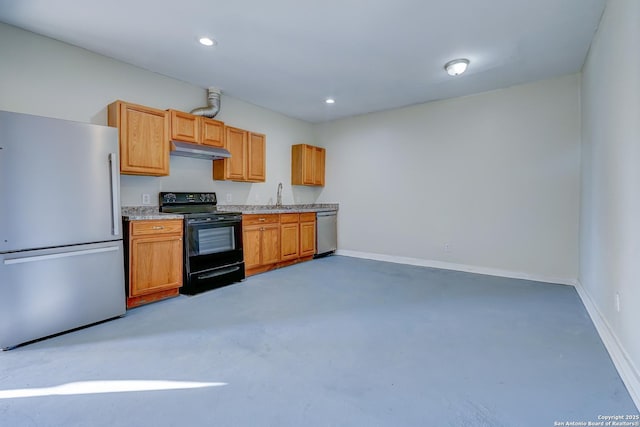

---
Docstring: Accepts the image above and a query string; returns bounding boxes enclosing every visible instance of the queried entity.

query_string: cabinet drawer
[299,212,316,222]
[280,213,299,224]
[130,219,183,236]
[243,214,279,226]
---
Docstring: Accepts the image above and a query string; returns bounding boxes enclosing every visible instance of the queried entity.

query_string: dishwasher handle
[316,211,337,217]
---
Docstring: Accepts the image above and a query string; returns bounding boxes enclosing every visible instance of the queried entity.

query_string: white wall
[580,0,640,401]
[0,23,318,207]
[0,22,583,284]
[315,75,581,283]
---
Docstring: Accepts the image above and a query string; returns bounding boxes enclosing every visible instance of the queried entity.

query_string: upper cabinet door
[201,118,225,147]
[291,144,325,186]
[213,126,266,182]
[225,126,248,181]
[302,144,315,185]
[313,146,325,186]
[108,101,169,176]
[247,132,266,182]
[168,109,199,143]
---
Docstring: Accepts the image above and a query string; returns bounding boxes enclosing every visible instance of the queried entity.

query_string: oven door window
[190,225,236,257]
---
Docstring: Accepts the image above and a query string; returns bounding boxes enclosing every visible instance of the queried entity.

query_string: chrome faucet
[276,182,283,207]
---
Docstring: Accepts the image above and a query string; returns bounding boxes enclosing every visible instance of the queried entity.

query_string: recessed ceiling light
[199,37,216,47]
[325,98,335,104]
[444,58,470,76]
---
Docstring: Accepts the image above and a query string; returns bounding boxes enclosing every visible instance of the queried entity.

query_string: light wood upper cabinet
[292,144,325,186]
[108,101,169,176]
[169,110,225,148]
[226,126,248,180]
[302,145,314,184]
[247,132,266,182]
[201,118,225,147]
[168,109,199,143]
[214,126,266,182]
[214,126,247,181]
[313,146,325,186]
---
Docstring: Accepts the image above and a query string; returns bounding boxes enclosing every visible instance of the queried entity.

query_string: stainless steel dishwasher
[316,211,337,257]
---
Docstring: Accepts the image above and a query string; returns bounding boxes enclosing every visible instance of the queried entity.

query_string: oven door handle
[196,264,242,280]
[188,218,241,225]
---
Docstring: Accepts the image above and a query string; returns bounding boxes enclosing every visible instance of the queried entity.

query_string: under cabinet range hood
[170,141,231,160]
[169,87,230,160]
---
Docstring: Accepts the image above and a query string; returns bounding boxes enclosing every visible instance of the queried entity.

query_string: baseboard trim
[335,249,639,411]
[574,280,640,410]
[335,249,575,286]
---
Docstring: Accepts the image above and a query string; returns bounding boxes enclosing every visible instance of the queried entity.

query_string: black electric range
[159,192,244,295]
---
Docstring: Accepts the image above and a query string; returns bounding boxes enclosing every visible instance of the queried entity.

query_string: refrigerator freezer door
[0,241,126,349]
[0,110,121,253]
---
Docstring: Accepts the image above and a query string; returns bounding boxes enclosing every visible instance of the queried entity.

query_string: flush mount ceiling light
[444,58,470,76]
[199,37,216,47]
[325,98,335,104]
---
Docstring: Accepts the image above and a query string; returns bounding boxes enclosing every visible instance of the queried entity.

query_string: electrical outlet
[444,243,451,252]
[226,193,232,203]
[615,293,621,312]
[255,194,260,202]
[141,193,151,205]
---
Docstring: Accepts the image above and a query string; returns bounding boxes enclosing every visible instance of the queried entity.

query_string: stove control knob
[164,193,176,203]
[200,194,206,202]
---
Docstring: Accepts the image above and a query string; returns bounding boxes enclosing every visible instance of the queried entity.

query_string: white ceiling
[0,0,606,123]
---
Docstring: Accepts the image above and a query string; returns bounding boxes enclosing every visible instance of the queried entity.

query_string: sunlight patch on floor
[0,380,227,399]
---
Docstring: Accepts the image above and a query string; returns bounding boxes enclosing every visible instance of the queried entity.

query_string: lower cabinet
[299,213,316,257]
[243,212,317,277]
[124,219,183,309]
[243,214,280,274]
[280,214,300,261]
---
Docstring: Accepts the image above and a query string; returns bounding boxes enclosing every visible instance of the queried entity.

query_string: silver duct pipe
[190,87,221,118]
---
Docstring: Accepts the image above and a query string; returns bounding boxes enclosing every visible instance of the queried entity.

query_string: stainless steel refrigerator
[0,110,126,350]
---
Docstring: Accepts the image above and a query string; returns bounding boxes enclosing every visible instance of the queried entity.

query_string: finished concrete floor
[1,255,637,426]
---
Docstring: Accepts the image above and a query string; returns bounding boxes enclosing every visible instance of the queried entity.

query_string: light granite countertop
[122,203,338,220]
[217,203,339,214]
[121,206,183,221]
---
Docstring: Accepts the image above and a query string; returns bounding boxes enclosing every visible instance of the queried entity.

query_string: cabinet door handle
[109,153,120,236]
[152,226,164,230]
[259,218,266,222]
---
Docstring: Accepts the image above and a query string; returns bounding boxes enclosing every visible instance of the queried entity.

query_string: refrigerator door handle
[109,152,120,236]
[4,246,119,265]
